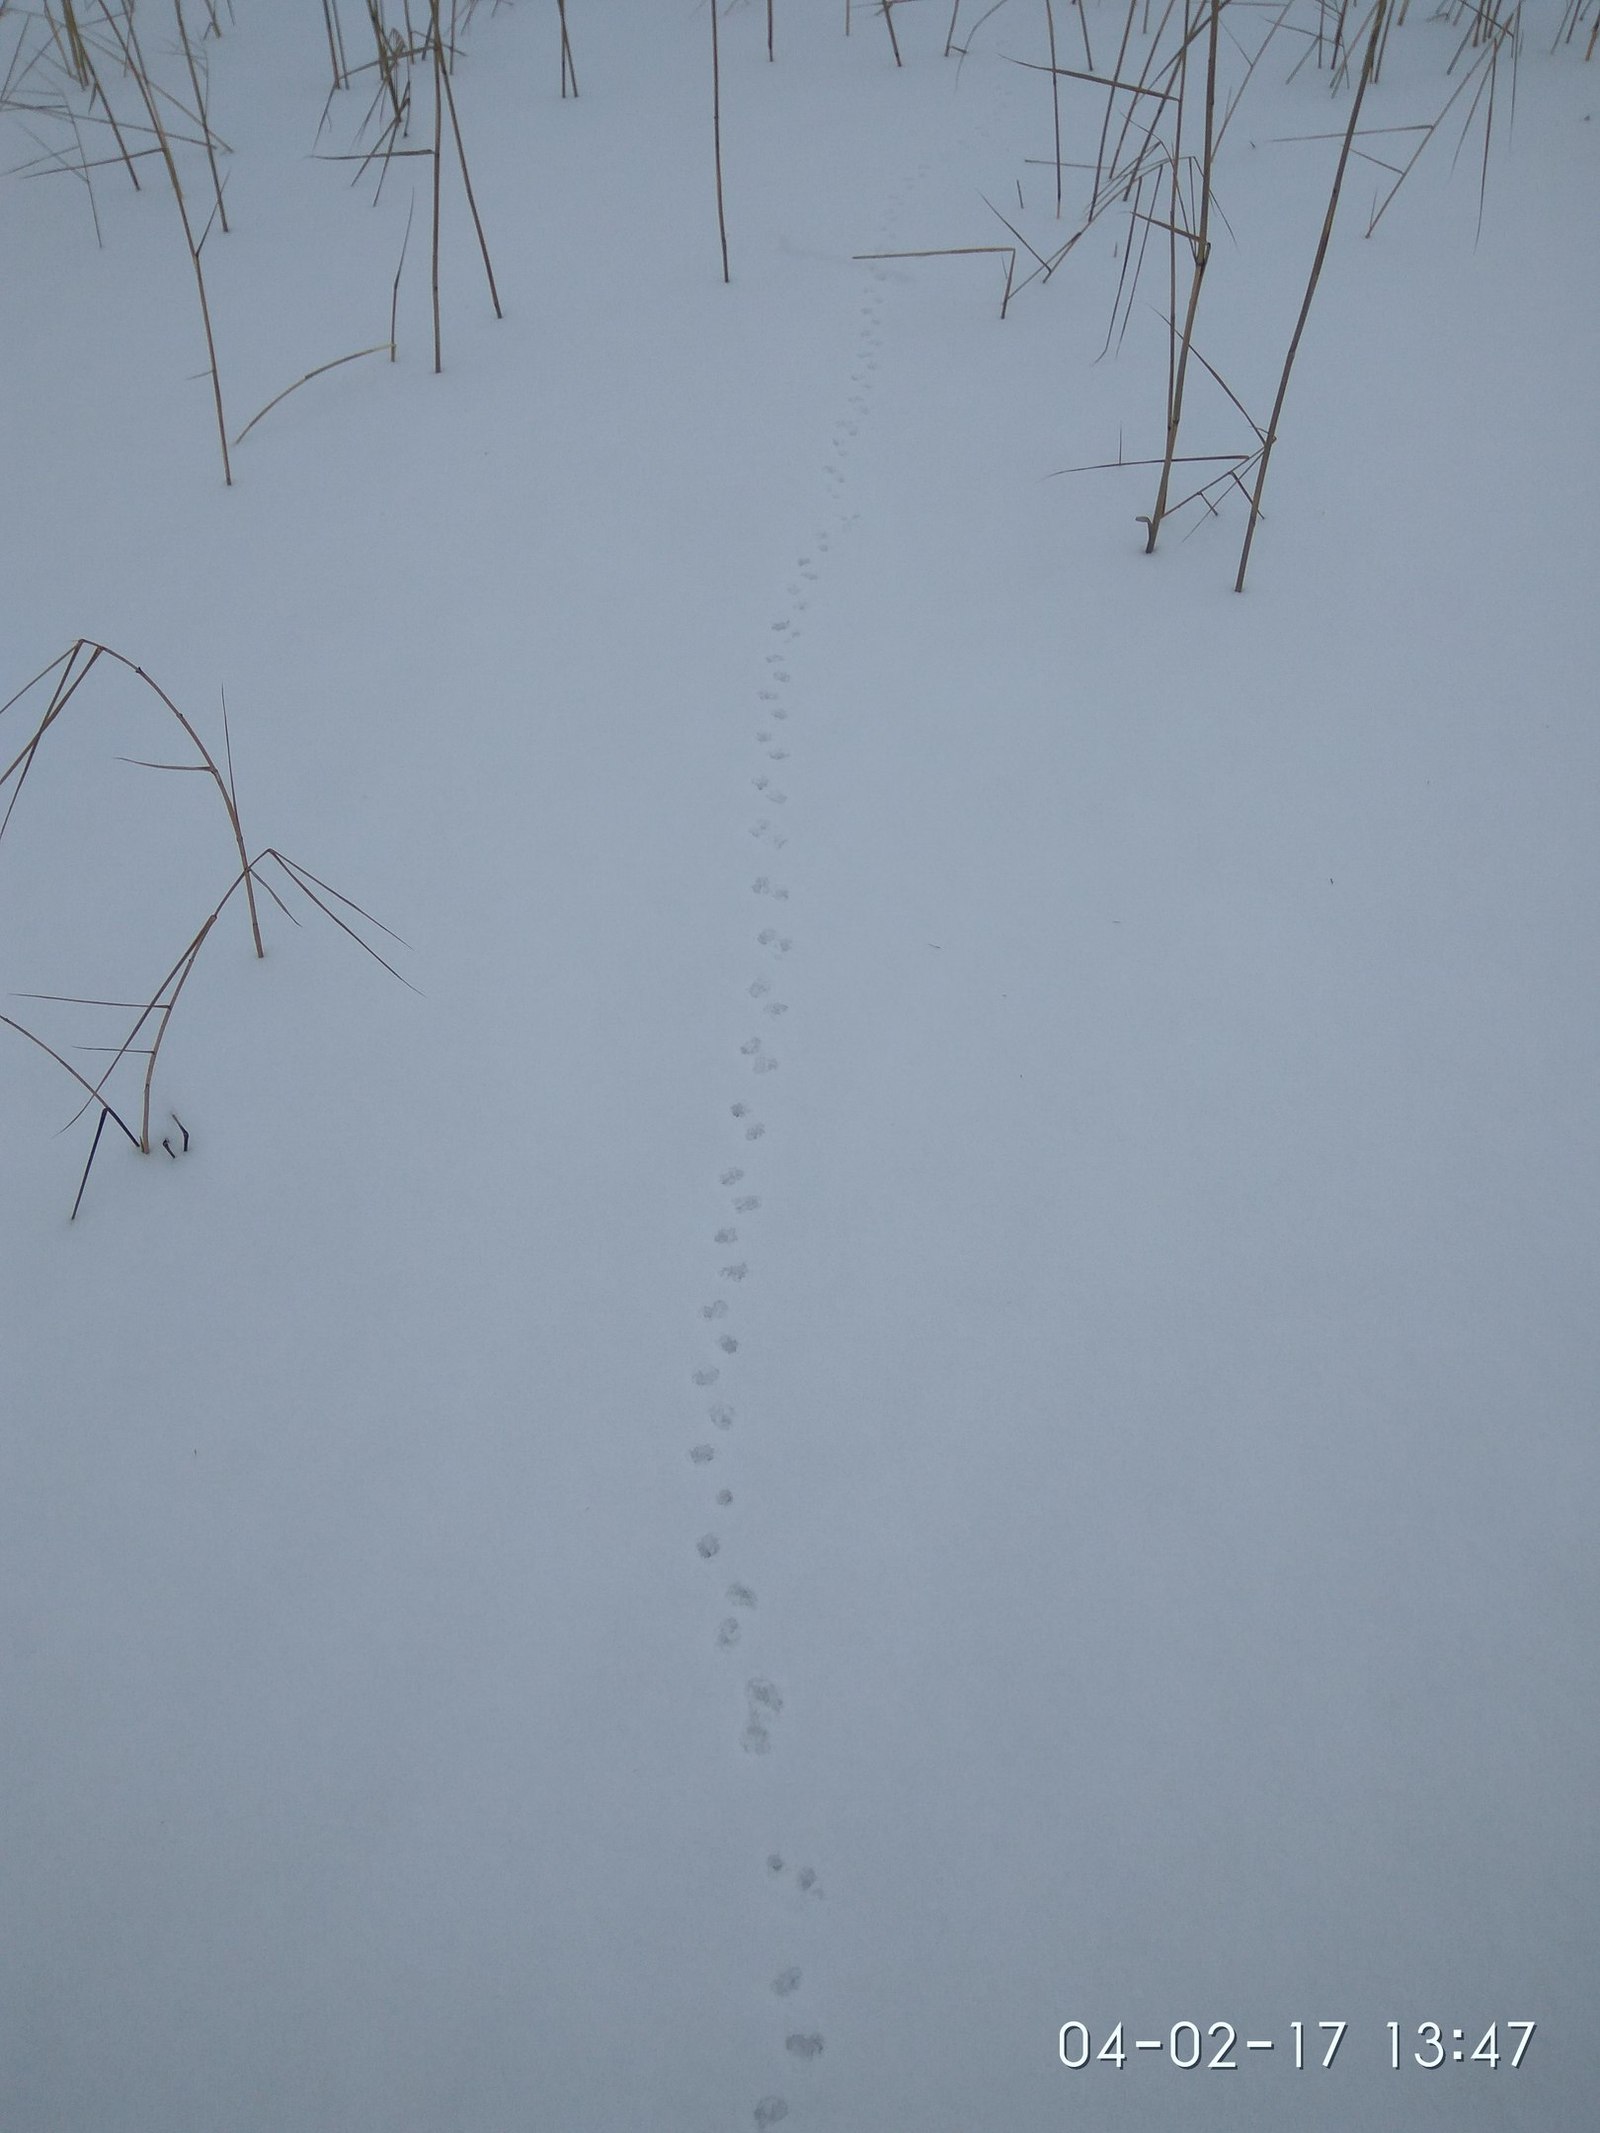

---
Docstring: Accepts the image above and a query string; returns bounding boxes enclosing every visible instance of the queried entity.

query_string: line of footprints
[687,182,925,2129]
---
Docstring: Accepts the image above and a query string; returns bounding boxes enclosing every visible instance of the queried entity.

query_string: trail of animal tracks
[1,7,1596,2130]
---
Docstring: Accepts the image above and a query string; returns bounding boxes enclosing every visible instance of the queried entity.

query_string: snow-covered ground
[2,3,1596,2127]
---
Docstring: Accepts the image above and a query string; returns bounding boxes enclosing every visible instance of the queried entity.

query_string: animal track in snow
[786,2034,824,2061]
[710,1403,735,1429]
[697,1534,720,1559]
[753,2101,789,2129]
[772,1966,801,1996]
[694,1367,721,1387]
[727,1583,756,1608]
[690,1444,715,1465]
[766,1855,823,1898]
[702,1299,729,1320]
[733,1195,760,1212]
[743,1676,784,1754]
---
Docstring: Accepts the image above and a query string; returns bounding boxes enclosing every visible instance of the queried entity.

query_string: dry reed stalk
[854,243,1019,316]
[430,0,444,364]
[0,1012,142,1211]
[54,0,94,86]
[390,191,415,355]
[0,640,264,957]
[368,0,406,131]
[173,0,227,231]
[5,831,408,1215]
[882,0,904,64]
[0,642,104,841]
[321,0,346,89]
[557,0,578,94]
[1236,0,1386,591]
[233,346,390,443]
[77,27,145,189]
[711,0,729,281]
[1044,0,1063,214]
[433,3,502,318]
[1144,0,1218,551]
[94,0,232,481]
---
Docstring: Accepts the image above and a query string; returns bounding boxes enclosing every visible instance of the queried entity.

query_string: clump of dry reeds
[938,0,1539,581]
[1,644,410,1218]
[312,0,501,371]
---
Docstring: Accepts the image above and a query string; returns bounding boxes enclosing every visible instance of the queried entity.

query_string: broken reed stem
[1,1014,142,1156]
[883,0,904,65]
[233,346,390,444]
[0,642,104,845]
[557,0,578,94]
[1236,0,1386,591]
[711,0,730,282]
[854,244,1018,318]
[1145,0,1218,551]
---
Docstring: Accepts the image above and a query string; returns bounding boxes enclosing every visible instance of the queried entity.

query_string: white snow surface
[1,3,1596,2128]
